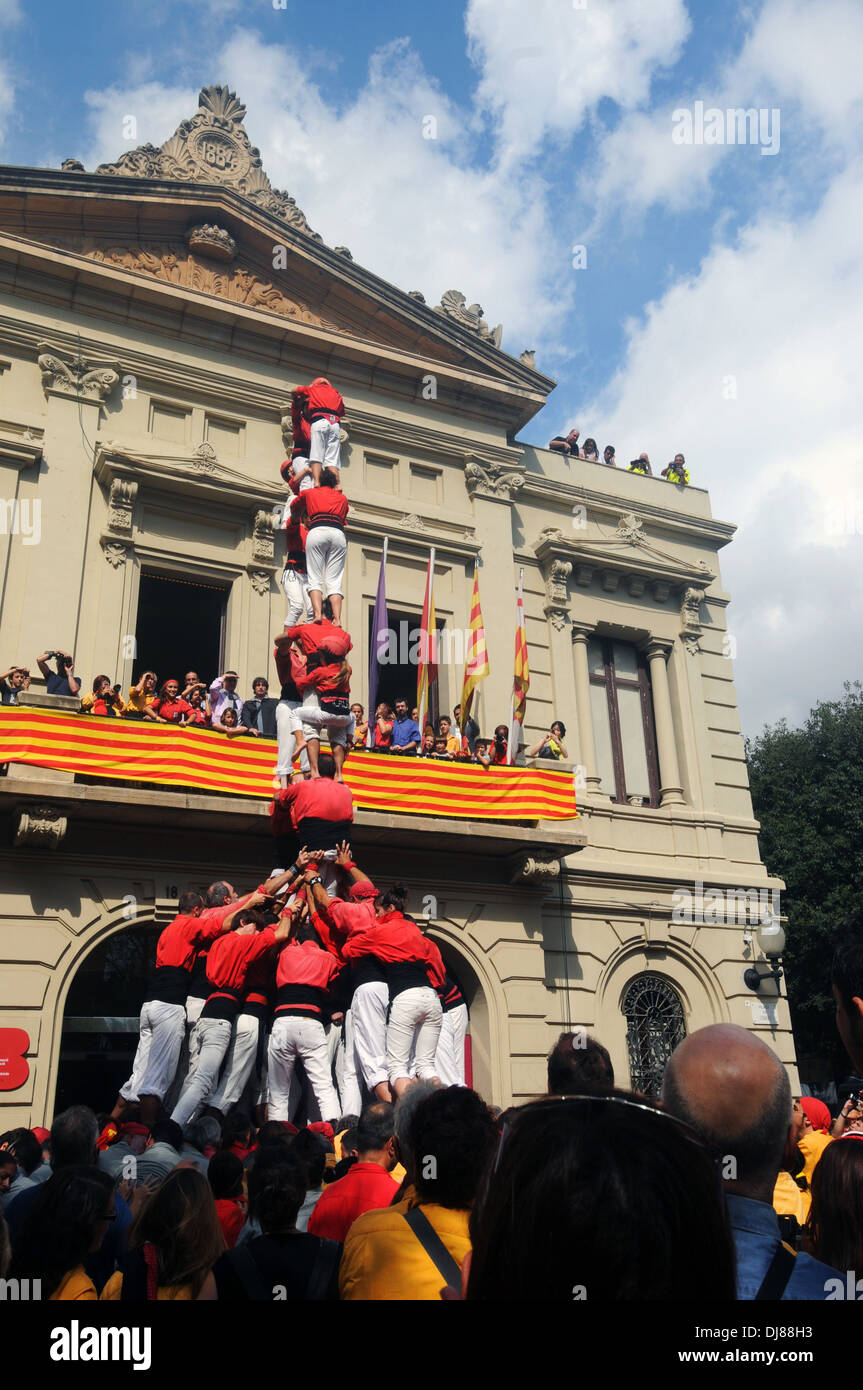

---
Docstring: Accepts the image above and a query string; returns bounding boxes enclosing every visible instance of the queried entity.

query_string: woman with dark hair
[151,678,193,725]
[528,720,568,760]
[9,1166,115,1300]
[804,1135,863,1273]
[466,1091,736,1300]
[81,675,127,718]
[581,438,599,461]
[207,1150,340,1300]
[100,1166,224,1300]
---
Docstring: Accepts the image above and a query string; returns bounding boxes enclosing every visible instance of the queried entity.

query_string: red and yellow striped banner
[0,707,578,821]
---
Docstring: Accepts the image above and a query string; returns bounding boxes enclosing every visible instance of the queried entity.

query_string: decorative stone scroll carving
[37,342,122,402]
[192,443,218,472]
[107,478,138,535]
[544,558,572,605]
[520,348,536,368]
[435,290,503,348]
[15,804,68,849]
[510,854,561,884]
[548,609,568,632]
[616,512,646,543]
[464,457,524,501]
[399,513,428,533]
[101,540,129,568]
[333,246,353,259]
[252,508,277,564]
[185,223,237,262]
[92,85,320,240]
[680,586,706,655]
[249,570,271,596]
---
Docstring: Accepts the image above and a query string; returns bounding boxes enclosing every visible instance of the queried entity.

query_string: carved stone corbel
[101,539,129,568]
[543,557,572,606]
[107,478,138,535]
[509,853,561,884]
[680,586,705,655]
[15,804,68,849]
[464,455,524,501]
[249,569,273,596]
[37,341,122,403]
[252,509,277,564]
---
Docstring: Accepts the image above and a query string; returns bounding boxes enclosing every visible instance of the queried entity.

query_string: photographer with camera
[81,675,127,718]
[491,724,509,765]
[36,648,80,697]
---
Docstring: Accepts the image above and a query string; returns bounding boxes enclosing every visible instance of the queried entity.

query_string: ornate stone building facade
[0,89,790,1125]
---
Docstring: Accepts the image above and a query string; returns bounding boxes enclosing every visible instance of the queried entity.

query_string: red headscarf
[800,1097,832,1133]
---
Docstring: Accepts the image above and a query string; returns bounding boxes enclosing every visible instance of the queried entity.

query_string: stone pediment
[535,512,714,601]
[94,439,283,510]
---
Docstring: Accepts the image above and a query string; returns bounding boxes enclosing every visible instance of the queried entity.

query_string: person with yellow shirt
[339,1086,497,1300]
[436,716,461,757]
[126,670,160,720]
[8,1166,115,1300]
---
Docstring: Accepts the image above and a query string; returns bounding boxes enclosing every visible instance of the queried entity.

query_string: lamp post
[744,919,787,992]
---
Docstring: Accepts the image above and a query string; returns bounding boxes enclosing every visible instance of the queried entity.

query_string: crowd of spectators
[549,427,691,484]
[3,906,862,1301]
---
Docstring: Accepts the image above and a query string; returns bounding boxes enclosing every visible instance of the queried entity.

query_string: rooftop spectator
[661,453,690,485]
[36,649,80,697]
[528,719,568,760]
[391,698,421,756]
[340,1086,498,1301]
[0,664,30,703]
[209,671,243,726]
[549,428,580,456]
[603,445,616,467]
[81,675,126,718]
[242,678,277,738]
[101,1166,225,1301]
[662,1023,840,1299]
[547,1032,614,1094]
[209,1148,340,1300]
[127,670,159,720]
[308,1103,398,1243]
[582,438,599,461]
[466,1090,736,1300]
[9,1166,115,1301]
[628,454,652,476]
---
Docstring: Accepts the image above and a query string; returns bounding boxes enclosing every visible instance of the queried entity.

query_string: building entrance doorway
[369,606,445,728]
[135,572,227,688]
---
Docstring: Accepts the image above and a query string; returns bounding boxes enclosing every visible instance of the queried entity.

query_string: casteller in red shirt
[307,1161,399,1243]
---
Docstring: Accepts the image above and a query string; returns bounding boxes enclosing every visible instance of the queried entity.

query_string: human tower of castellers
[111,375,468,1139]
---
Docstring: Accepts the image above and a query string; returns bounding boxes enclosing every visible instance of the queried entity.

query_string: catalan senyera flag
[416,547,437,730]
[509,568,529,764]
[0,706,578,820]
[460,561,489,726]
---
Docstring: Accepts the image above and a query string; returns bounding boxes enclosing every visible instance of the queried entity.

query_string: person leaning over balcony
[0,664,30,704]
[581,438,599,461]
[81,675,127,718]
[528,720,568,760]
[628,453,653,476]
[37,649,81,697]
[217,708,258,738]
[127,670,159,720]
[473,737,492,768]
[549,428,580,456]
[603,445,617,468]
[661,453,690,485]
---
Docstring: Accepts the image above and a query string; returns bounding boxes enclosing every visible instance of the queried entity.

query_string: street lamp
[744,918,786,992]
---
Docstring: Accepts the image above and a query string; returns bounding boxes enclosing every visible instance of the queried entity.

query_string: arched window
[622,973,686,1097]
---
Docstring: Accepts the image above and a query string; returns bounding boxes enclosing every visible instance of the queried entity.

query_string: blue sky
[1,0,861,737]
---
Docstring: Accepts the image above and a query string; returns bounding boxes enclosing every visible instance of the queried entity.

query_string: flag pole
[367,536,389,748]
[418,546,435,731]
[508,567,524,764]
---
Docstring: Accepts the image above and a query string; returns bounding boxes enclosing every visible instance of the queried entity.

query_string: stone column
[646,639,685,806]
[570,622,605,797]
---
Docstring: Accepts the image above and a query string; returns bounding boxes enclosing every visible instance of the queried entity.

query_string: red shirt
[205,927,277,994]
[298,378,345,421]
[373,719,393,748]
[341,911,446,990]
[154,696,193,723]
[318,896,377,940]
[303,487,349,530]
[278,779,354,827]
[275,938,342,992]
[307,1162,398,1243]
[215,1198,246,1249]
[155,904,236,972]
[286,619,352,662]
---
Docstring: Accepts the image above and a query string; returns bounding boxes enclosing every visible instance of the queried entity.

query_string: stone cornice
[94,440,282,511]
[520,472,736,548]
[534,514,716,598]
[0,417,43,468]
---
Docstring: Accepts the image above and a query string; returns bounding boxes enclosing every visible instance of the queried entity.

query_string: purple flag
[367,538,389,747]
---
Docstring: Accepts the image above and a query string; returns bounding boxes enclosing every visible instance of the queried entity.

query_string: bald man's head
[662,1024,791,1201]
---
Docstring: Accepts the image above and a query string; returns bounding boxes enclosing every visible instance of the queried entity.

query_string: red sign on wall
[0,1029,30,1091]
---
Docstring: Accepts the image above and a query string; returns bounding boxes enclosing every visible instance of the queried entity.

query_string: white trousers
[281,567,313,626]
[351,981,390,1091]
[300,690,353,747]
[387,987,442,1084]
[171,1016,232,1127]
[340,1008,364,1115]
[434,1004,469,1087]
[305,526,346,598]
[208,1013,261,1115]
[268,1015,340,1123]
[309,418,341,469]
[275,699,303,776]
[305,1021,344,1122]
[120,1000,186,1103]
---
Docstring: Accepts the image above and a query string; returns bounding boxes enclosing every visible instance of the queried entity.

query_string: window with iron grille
[623,973,687,1097]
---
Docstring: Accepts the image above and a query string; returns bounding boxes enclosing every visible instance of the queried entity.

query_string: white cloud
[80,82,199,170]
[575,158,863,733]
[466,0,691,167]
[0,0,21,23]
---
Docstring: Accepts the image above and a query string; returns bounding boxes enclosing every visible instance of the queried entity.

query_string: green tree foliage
[746,682,863,1076]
